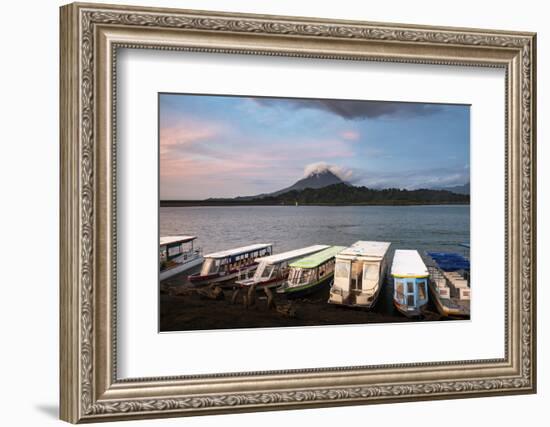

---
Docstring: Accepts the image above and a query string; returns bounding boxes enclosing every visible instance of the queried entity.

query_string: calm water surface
[160,205,470,256]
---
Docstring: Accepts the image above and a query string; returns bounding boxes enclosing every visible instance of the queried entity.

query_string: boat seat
[438,287,450,299]
[459,288,471,300]
[451,279,469,288]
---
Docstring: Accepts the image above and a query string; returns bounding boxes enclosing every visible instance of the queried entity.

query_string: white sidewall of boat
[159,256,203,281]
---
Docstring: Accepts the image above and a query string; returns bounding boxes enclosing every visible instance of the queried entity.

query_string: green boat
[277,246,346,298]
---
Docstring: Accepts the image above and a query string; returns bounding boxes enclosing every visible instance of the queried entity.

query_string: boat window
[363,264,379,282]
[291,269,312,285]
[335,261,350,279]
[261,265,275,279]
[418,280,427,300]
[255,262,276,280]
[288,269,300,284]
[395,280,404,304]
[167,244,182,257]
[407,281,415,294]
[303,269,314,284]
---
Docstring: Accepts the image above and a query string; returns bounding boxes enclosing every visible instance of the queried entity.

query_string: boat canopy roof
[290,246,346,269]
[427,252,470,271]
[160,235,197,246]
[391,250,429,278]
[336,241,391,262]
[255,245,328,265]
[204,243,272,259]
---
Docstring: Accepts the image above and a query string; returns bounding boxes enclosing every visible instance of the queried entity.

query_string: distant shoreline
[160,200,470,207]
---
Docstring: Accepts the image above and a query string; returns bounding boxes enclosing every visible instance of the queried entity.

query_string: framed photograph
[158,92,472,330]
[60,2,537,423]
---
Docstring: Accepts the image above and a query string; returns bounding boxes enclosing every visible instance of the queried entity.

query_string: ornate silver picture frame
[60,2,536,423]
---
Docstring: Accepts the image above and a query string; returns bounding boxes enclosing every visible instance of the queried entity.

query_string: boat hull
[428,281,470,318]
[328,284,381,309]
[189,264,257,287]
[393,300,425,318]
[278,275,333,298]
[159,256,203,281]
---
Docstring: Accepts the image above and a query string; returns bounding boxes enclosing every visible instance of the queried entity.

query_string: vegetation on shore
[161,183,470,207]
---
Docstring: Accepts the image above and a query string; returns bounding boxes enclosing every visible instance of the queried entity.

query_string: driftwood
[264,287,275,310]
[246,284,257,308]
[231,288,240,304]
[275,302,297,318]
[167,286,195,297]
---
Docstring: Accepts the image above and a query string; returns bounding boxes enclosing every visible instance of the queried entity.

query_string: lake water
[160,205,470,256]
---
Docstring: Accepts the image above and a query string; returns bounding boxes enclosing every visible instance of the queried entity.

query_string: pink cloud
[341,130,360,141]
[160,119,224,157]
[161,150,277,179]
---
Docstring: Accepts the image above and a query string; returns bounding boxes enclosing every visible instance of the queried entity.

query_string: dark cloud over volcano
[253,98,451,120]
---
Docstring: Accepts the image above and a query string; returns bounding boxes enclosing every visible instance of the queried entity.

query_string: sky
[159,93,470,200]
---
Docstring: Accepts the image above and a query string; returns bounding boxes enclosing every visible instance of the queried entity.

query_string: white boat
[391,250,429,317]
[235,245,329,290]
[188,243,273,287]
[328,241,391,308]
[159,235,203,281]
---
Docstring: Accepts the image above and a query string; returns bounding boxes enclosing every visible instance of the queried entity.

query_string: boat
[424,252,470,317]
[159,235,203,281]
[188,243,273,287]
[235,245,329,290]
[391,250,429,317]
[328,241,391,308]
[277,246,346,298]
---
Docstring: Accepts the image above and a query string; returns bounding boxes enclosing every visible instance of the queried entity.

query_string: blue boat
[391,250,429,317]
[425,252,470,318]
